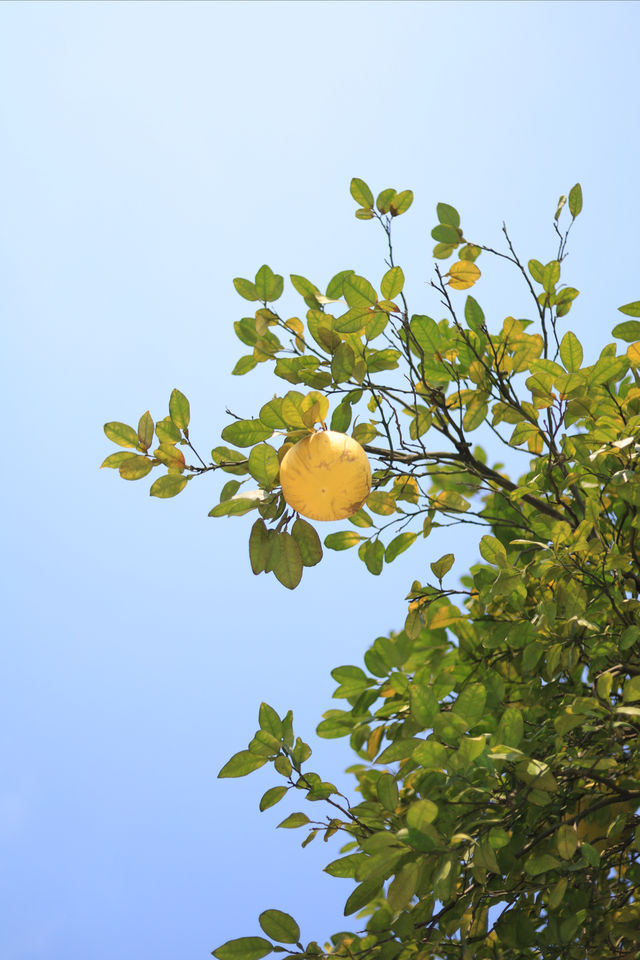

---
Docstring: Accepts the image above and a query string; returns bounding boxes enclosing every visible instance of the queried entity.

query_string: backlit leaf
[618,300,640,317]
[222,420,273,447]
[137,411,154,450]
[292,518,322,567]
[448,261,480,290]
[259,910,300,944]
[254,264,284,302]
[560,330,583,371]
[343,274,377,309]
[324,530,362,550]
[277,812,310,829]
[212,938,272,960]
[233,278,260,301]
[436,202,460,227]
[568,182,583,218]
[376,188,396,213]
[612,318,640,341]
[430,552,454,580]
[350,178,374,209]
[385,532,417,563]
[431,223,461,245]
[259,786,288,811]
[390,190,413,216]
[218,750,267,778]
[344,879,380,916]
[273,532,303,589]
[249,519,271,574]
[101,451,137,469]
[169,388,190,430]
[248,444,280,487]
[380,266,404,300]
[119,456,153,480]
[104,421,139,449]
[149,474,188,499]
[556,824,578,859]
[406,799,438,831]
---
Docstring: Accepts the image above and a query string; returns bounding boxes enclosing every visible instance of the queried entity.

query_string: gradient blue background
[2,1,639,957]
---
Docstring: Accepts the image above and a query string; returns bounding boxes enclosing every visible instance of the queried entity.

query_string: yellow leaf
[627,341,640,367]
[448,261,481,291]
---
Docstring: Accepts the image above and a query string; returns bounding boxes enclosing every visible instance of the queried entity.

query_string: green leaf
[330,402,352,433]
[623,675,640,702]
[376,188,396,214]
[331,342,355,383]
[248,444,280,487]
[232,355,258,376]
[528,259,544,284]
[259,910,300,945]
[581,842,600,867]
[355,208,374,220]
[453,683,486,726]
[524,853,561,876]
[344,879,380,916]
[390,190,413,216]
[137,411,154,450]
[612,319,640,342]
[273,532,303,590]
[436,202,460,228]
[431,223,461,244]
[385,532,417,563]
[430,552,454,580]
[380,266,404,300]
[101,451,136,469]
[324,531,362,551]
[149,474,188,499]
[618,301,640,318]
[119,456,153,481]
[254,265,284,302]
[559,330,583,372]
[292,518,322,567]
[350,178,374,209]
[406,799,438,831]
[169,388,190,430]
[259,702,282,738]
[464,296,485,333]
[479,534,507,567]
[221,420,273,447]
[568,182,583,218]
[233,278,260,301]
[377,773,398,812]
[342,274,377,309]
[259,786,288,812]
[277,812,310,829]
[496,707,524,747]
[104,421,140,449]
[212,939,272,960]
[325,854,366,878]
[542,260,560,294]
[326,269,354,300]
[209,496,261,518]
[218,750,267,778]
[556,824,578,860]
[361,539,384,575]
[433,242,456,260]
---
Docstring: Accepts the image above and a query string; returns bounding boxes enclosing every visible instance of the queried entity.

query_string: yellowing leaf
[448,261,481,291]
[627,341,640,368]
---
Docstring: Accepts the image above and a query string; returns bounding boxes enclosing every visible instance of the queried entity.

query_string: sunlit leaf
[350,177,374,209]
[149,474,188,499]
[104,421,139,449]
[221,420,273,447]
[568,182,583,217]
[447,261,480,290]
[218,750,267,778]
[169,388,190,430]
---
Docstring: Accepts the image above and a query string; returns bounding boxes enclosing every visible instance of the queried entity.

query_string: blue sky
[2,1,640,958]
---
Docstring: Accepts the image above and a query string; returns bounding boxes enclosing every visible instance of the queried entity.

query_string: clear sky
[2,1,640,958]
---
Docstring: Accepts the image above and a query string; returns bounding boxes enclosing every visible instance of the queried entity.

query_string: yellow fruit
[279,430,371,522]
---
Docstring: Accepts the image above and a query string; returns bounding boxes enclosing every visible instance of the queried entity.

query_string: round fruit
[279,430,371,522]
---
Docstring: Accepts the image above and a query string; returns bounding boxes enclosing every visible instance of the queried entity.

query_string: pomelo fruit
[279,430,371,522]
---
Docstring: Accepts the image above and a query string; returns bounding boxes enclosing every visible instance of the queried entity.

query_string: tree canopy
[102,179,640,958]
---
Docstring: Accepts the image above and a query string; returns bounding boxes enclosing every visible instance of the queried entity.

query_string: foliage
[102,179,640,958]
